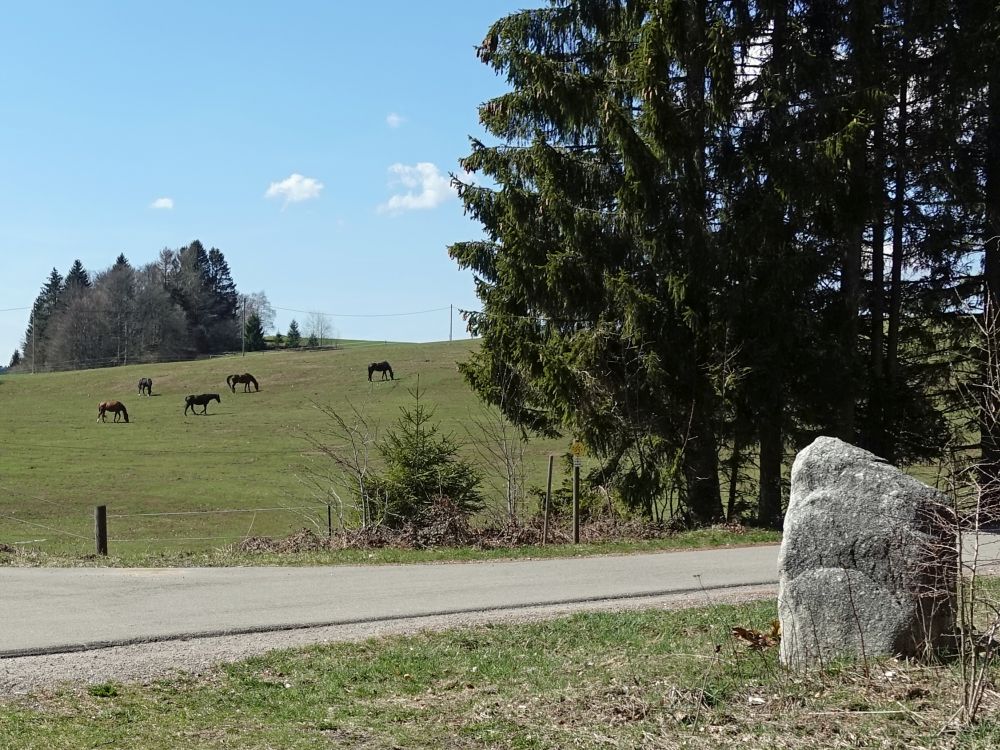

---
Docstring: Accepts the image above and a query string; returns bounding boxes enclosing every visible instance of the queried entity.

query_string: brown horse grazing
[368,361,394,381]
[227,373,259,393]
[137,377,153,397]
[185,393,220,415]
[98,400,129,423]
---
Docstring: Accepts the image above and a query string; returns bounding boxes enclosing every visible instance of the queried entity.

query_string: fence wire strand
[108,506,328,518]
[0,513,91,541]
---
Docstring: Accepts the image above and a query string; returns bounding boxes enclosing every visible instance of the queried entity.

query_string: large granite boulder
[778,436,955,669]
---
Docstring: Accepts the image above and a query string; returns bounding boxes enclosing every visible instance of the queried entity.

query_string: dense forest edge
[446,1,1000,530]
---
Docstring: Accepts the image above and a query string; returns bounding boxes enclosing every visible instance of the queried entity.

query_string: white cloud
[378,162,454,214]
[150,197,174,210]
[265,173,324,206]
[386,112,405,128]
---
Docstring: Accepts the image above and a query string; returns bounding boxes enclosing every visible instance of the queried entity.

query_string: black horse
[368,361,394,381]
[184,393,220,415]
[227,373,259,393]
[137,377,153,397]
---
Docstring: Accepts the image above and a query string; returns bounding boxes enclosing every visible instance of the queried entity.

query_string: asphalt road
[5,535,1000,658]
[1,545,781,657]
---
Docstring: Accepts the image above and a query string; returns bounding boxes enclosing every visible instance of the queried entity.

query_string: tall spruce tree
[451,1,750,523]
[453,0,986,528]
[169,241,240,354]
[64,259,91,290]
[245,312,266,351]
[22,268,64,371]
[50,260,98,369]
[286,319,302,348]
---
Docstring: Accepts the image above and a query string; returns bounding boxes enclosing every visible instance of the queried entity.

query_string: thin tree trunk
[981,53,1000,513]
[685,378,724,524]
[680,0,723,524]
[886,70,908,453]
[757,401,783,529]
[726,414,746,522]
[885,5,910,466]
[868,112,888,458]
[839,0,879,445]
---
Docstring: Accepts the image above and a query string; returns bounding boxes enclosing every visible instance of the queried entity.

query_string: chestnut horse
[98,400,129,423]
[185,393,220,415]
[227,373,259,393]
[137,377,153,397]
[367,361,394,381]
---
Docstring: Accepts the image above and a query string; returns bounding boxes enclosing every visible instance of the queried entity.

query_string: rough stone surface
[778,436,955,668]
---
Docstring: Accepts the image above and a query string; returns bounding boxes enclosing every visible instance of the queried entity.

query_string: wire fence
[0,502,338,552]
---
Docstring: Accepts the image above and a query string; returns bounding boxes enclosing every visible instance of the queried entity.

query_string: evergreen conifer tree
[64,259,91,290]
[22,268,64,371]
[245,312,266,351]
[369,385,482,527]
[286,319,302,348]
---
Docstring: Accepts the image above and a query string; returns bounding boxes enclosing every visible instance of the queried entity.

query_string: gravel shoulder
[0,584,775,696]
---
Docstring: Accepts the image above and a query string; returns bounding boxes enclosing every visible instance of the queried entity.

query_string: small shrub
[368,384,483,528]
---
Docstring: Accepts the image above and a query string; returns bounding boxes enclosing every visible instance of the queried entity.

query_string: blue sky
[0,1,526,360]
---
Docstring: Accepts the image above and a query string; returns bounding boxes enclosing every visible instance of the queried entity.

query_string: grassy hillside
[0,341,569,556]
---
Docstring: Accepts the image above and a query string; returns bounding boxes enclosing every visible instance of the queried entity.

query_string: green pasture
[0,340,571,556]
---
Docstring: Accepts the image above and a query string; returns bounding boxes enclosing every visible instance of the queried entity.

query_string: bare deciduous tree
[305,311,337,347]
[298,400,383,530]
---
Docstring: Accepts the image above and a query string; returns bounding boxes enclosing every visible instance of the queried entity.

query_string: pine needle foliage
[370,384,483,528]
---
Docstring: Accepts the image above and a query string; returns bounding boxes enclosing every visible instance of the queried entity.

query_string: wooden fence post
[95,505,108,556]
[572,462,580,544]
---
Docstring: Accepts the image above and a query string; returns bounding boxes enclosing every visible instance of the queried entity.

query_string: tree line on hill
[450,1,999,527]
[7,239,339,372]
[11,241,262,371]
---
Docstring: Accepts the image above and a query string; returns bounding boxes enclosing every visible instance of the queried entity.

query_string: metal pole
[327,504,333,539]
[241,300,246,357]
[31,309,35,374]
[449,304,453,341]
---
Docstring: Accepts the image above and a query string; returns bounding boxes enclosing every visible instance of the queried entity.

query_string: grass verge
[0,527,780,567]
[2,596,998,749]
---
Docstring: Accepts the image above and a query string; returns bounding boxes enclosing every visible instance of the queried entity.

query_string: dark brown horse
[185,393,220,415]
[368,361,394,381]
[98,400,129,423]
[227,373,259,392]
[137,377,153,397]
